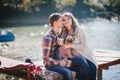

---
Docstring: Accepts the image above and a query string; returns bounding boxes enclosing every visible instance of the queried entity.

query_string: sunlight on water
[84,20,120,51]
[0,24,50,61]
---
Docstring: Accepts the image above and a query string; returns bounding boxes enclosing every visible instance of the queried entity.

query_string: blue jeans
[70,55,96,80]
[45,65,72,80]
[87,59,97,80]
[46,46,72,80]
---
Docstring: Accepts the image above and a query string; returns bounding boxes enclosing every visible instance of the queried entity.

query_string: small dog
[64,34,75,44]
[59,34,75,59]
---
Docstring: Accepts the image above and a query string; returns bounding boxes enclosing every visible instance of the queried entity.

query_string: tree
[84,0,120,16]
[72,0,91,19]
[104,0,120,15]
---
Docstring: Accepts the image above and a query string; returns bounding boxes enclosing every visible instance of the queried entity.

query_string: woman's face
[62,16,72,29]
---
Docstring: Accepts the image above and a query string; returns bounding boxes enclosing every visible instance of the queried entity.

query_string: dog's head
[64,35,75,44]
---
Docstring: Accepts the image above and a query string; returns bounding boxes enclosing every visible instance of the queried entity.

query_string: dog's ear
[71,33,75,41]
[71,33,75,36]
[72,36,75,41]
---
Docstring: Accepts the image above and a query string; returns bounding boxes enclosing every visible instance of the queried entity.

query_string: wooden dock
[0,49,120,80]
[94,49,120,80]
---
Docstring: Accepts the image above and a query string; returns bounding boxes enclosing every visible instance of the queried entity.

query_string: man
[42,13,72,80]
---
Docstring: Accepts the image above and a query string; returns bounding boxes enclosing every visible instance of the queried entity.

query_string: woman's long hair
[62,12,80,33]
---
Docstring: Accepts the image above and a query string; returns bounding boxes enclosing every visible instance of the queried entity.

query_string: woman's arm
[71,28,87,50]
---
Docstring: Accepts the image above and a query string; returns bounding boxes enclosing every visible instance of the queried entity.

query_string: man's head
[48,13,63,28]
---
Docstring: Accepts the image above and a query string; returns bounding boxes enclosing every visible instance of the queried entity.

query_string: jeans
[45,65,72,80]
[87,59,97,80]
[70,55,96,80]
[46,46,73,80]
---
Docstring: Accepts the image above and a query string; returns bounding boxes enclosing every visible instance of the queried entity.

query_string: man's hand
[58,60,67,67]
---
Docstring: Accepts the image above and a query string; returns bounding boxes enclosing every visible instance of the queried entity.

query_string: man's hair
[48,13,61,27]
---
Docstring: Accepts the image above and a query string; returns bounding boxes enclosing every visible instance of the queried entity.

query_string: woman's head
[62,12,79,32]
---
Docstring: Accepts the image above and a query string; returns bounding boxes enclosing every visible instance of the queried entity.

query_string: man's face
[57,17,63,28]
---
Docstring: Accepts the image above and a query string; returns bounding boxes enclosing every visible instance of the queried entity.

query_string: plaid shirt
[42,29,58,65]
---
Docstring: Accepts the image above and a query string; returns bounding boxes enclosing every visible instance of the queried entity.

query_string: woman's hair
[48,13,61,27]
[62,12,79,33]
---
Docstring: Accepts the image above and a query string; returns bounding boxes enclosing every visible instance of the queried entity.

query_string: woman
[61,12,98,80]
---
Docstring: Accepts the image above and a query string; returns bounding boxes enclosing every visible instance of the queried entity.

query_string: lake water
[0,19,120,80]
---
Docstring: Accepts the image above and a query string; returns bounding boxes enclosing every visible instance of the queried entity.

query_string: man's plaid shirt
[42,29,58,65]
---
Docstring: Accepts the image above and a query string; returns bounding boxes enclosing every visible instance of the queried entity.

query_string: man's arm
[42,36,53,65]
[42,36,67,67]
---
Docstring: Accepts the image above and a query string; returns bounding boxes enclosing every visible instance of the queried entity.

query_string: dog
[64,34,75,44]
[59,34,75,59]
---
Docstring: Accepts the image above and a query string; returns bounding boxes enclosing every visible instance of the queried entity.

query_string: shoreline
[0,17,120,27]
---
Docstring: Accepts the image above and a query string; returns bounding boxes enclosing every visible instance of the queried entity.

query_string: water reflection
[84,20,120,51]
[0,25,49,61]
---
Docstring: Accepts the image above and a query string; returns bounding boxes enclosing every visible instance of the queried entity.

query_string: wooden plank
[94,49,120,53]
[94,51,120,58]
[94,49,120,65]
[97,61,108,64]
[94,52,120,58]
[96,57,119,62]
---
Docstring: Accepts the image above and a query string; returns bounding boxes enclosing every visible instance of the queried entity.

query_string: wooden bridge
[0,49,120,80]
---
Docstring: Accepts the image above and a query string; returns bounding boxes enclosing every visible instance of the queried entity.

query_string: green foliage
[84,0,105,10]
[54,0,76,10]
[84,0,120,15]
[103,0,120,15]
[1,0,41,12]
[0,0,120,19]
[1,0,76,12]
[105,0,117,7]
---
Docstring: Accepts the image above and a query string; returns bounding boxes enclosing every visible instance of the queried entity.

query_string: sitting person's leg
[70,64,85,80]
[77,56,96,80]
[70,56,86,80]
[45,65,72,80]
[70,55,94,80]
[87,60,97,80]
